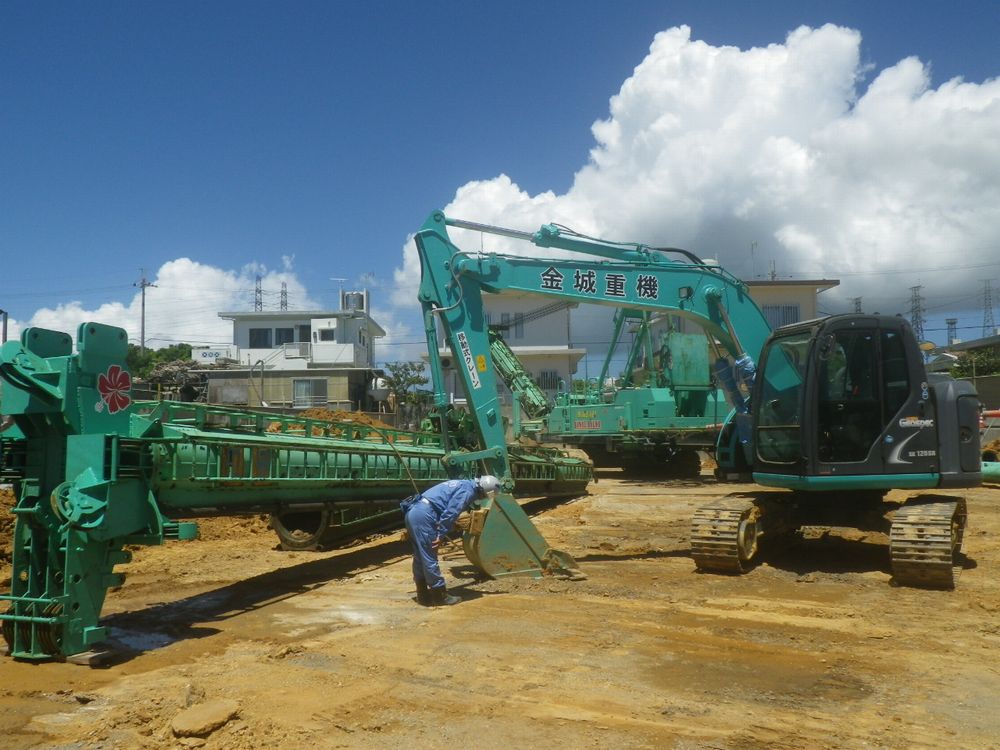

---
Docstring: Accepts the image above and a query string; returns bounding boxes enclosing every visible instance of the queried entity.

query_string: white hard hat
[476,475,500,494]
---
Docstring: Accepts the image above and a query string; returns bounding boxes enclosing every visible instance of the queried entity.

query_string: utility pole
[134,270,157,354]
[280,282,288,311]
[254,276,263,312]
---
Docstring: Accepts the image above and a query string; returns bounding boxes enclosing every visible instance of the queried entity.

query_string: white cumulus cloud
[9,258,320,351]
[392,23,1000,337]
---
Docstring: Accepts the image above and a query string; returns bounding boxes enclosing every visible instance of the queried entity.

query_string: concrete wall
[206,371,368,410]
[483,292,573,347]
[965,374,1000,410]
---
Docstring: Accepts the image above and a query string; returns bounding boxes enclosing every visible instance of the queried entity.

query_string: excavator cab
[694,313,978,587]
[751,314,981,491]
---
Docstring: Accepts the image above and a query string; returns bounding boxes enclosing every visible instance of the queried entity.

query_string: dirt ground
[2,473,1000,750]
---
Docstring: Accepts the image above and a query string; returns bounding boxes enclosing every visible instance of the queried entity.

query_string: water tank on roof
[344,292,365,311]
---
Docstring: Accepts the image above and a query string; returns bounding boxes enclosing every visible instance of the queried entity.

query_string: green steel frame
[0,323,590,660]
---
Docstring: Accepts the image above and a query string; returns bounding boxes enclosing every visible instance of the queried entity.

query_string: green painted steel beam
[754,472,940,491]
[0,322,592,660]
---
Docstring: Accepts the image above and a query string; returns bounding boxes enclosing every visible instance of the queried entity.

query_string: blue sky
[2,1,999,363]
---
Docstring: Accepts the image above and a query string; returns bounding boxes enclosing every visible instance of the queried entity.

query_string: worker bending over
[402,475,500,606]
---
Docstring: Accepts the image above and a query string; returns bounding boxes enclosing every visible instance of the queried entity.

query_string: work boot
[414,580,431,606]
[428,586,461,606]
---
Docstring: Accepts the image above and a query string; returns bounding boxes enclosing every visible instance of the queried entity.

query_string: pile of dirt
[266,408,395,436]
[297,408,394,429]
[0,485,273,587]
[194,514,272,541]
[0,486,14,584]
[984,438,1000,455]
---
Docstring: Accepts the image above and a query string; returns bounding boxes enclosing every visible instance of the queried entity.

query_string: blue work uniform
[404,479,478,590]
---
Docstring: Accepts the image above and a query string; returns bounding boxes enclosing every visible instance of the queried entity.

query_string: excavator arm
[414,210,773,579]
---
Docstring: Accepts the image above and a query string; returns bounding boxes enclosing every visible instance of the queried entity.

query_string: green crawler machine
[0,323,590,661]
[414,211,982,592]
[543,311,729,476]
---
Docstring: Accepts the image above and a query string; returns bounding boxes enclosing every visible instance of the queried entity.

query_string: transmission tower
[945,318,958,346]
[254,276,263,312]
[280,282,288,311]
[908,285,926,341]
[983,280,996,338]
[851,297,863,313]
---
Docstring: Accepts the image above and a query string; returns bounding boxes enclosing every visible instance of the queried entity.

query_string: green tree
[126,343,194,379]
[950,346,1000,379]
[383,361,429,406]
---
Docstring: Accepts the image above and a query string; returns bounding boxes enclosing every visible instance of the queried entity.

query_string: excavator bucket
[463,493,583,579]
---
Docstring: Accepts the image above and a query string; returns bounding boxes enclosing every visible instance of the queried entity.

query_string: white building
[745,278,840,328]
[431,291,587,405]
[192,290,388,410]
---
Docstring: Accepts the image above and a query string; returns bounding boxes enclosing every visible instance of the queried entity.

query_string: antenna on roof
[330,277,347,310]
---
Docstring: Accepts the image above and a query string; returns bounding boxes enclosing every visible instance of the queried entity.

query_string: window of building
[492,312,524,340]
[536,370,560,391]
[275,328,295,346]
[762,304,801,329]
[317,328,336,342]
[248,328,272,348]
[297,324,311,342]
[292,378,328,408]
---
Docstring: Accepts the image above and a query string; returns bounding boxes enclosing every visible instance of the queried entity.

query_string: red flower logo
[97,365,132,414]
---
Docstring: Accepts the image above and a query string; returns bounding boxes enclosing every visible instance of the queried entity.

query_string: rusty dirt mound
[0,485,273,586]
[266,408,395,435]
[195,515,273,541]
[0,486,14,585]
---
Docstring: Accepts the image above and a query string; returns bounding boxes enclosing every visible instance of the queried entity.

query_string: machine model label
[898,416,934,428]
[538,267,660,301]
[887,430,918,464]
[457,332,482,390]
[96,364,132,414]
[573,420,603,430]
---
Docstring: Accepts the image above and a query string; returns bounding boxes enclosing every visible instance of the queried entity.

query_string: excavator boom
[415,210,774,579]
